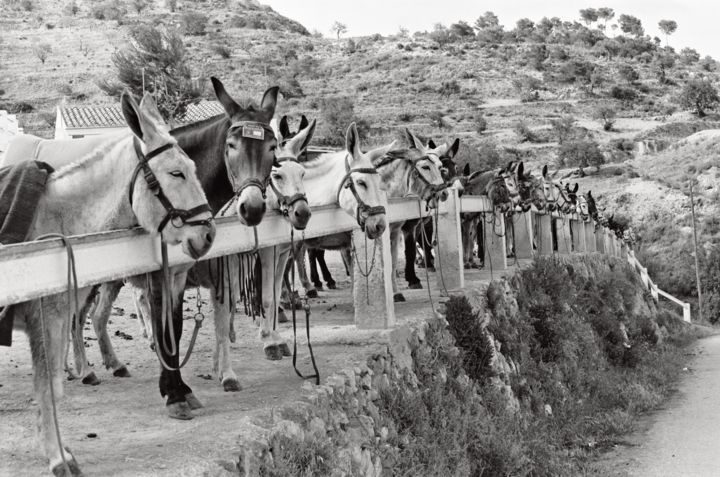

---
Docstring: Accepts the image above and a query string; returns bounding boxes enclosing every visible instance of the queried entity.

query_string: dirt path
[0,253,519,476]
[593,335,720,477]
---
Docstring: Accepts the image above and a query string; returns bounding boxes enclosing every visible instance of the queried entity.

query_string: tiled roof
[60,100,226,129]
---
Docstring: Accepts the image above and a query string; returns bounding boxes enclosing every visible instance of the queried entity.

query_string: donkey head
[212,77,278,227]
[514,162,547,213]
[122,92,215,259]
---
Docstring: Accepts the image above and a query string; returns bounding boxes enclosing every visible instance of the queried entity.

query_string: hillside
[2,1,720,316]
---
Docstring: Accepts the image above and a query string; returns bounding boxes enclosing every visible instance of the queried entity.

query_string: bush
[212,44,231,58]
[63,0,79,16]
[318,96,368,146]
[618,64,639,84]
[90,0,127,21]
[514,119,538,142]
[181,11,208,36]
[594,105,617,131]
[438,80,460,97]
[20,0,33,11]
[550,115,576,144]
[679,79,720,117]
[609,85,637,102]
[474,114,487,134]
[558,139,604,171]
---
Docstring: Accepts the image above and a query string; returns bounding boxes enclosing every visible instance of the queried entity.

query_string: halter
[269,156,308,217]
[488,173,517,211]
[549,183,572,213]
[337,155,385,231]
[129,138,213,233]
[224,120,276,201]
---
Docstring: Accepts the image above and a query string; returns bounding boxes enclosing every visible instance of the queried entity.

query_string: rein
[129,138,213,233]
[337,155,385,231]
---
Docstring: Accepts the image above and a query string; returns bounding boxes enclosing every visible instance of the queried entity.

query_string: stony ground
[0,251,521,476]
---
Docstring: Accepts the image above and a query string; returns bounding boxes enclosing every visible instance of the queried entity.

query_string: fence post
[595,226,606,253]
[352,194,395,329]
[434,188,464,291]
[512,212,534,259]
[584,222,596,252]
[484,210,507,270]
[537,214,553,256]
[683,303,692,323]
[556,217,573,254]
[572,219,586,252]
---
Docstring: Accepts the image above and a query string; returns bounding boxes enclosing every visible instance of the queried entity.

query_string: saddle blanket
[0,160,53,346]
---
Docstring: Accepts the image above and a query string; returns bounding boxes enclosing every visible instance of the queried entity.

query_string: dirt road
[596,334,720,477]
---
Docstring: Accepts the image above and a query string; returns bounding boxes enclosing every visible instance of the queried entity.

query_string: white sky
[266,0,719,59]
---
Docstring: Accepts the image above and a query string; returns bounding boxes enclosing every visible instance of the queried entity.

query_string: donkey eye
[270,145,277,152]
[422,165,431,171]
[356,179,367,189]
[227,143,236,150]
[170,171,186,179]
[272,173,282,181]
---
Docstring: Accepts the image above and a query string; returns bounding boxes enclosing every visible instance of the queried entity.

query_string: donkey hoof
[393,293,406,303]
[113,366,131,378]
[264,346,283,361]
[51,455,83,476]
[313,283,323,290]
[408,282,423,290]
[81,372,100,386]
[229,329,236,344]
[222,378,242,392]
[428,266,436,272]
[278,309,289,323]
[167,401,194,420]
[184,393,203,410]
[327,282,337,290]
[279,343,292,357]
[306,289,318,299]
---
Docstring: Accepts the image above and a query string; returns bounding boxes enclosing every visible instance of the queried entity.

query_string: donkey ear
[121,91,144,140]
[517,161,524,179]
[542,164,548,178]
[138,93,166,126]
[367,140,397,164]
[260,86,280,115]
[428,139,437,149]
[463,163,470,176]
[299,115,309,130]
[346,122,361,158]
[279,116,291,139]
[587,190,592,197]
[572,183,579,193]
[404,128,424,150]
[211,77,241,117]
[289,118,317,154]
[447,138,460,159]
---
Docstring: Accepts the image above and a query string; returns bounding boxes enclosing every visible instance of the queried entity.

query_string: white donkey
[2,93,215,476]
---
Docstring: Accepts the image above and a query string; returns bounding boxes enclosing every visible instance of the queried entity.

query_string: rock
[327,374,346,395]
[307,417,326,439]
[272,419,304,442]
[544,404,553,417]
[357,415,375,437]
[360,373,372,390]
[329,410,349,430]
[388,327,414,371]
[379,426,389,442]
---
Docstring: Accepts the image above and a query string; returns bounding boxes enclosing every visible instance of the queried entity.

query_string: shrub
[618,64,639,84]
[166,0,176,12]
[181,11,208,36]
[131,0,148,14]
[90,0,127,21]
[438,80,460,97]
[397,111,414,122]
[318,96,368,146]
[594,105,617,131]
[609,85,637,102]
[550,115,576,144]
[474,114,487,134]
[20,0,33,11]
[33,43,52,65]
[63,0,79,16]
[514,119,538,142]
[679,79,720,117]
[558,139,604,171]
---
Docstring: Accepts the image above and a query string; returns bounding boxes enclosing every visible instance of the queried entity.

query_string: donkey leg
[211,293,241,392]
[70,285,101,385]
[422,219,435,270]
[131,281,154,343]
[296,244,318,298]
[26,301,83,476]
[308,249,323,290]
[389,225,405,302]
[402,220,422,289]
[92,281,130,378]
[150,270,196,420]
[316,250,336,289]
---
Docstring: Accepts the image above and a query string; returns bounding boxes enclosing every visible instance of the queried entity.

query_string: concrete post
[584,222,596,253]
[596,227,606,254]
[556,217,573,254]
[537,214,554,256]
[483,210,507,270]
[572,220,586,252]
[511,212,534,259]
[433,188,464,292]
[352,195,395,329]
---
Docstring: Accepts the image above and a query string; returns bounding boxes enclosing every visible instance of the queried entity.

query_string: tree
[100,25,201,121]
[679,79,720,117]
[181,11,208,35]
[331,21,347,39]
[597,7,615,27]
[430,23,453,46]
[618,64,639,84]
[558,139,604,172]
[658,19,677,46]
[652,52,675,84]
[63,0,79,16]
[593,105,617,131]
[473,11,503,44]
[166,0,176,12]
[618,14,644,38]
[319,96,368,146]
[33,43,52,64]
[680,47,700,64]
[473,11,499,31]
[131,0,148,14]
[397,26,409,38]
[450,20,474,38]
[514,18,535,41]
[579,8,598,26]
[550,115,576,144]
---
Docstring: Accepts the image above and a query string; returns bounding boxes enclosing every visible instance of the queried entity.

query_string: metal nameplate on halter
[242,124,265,140]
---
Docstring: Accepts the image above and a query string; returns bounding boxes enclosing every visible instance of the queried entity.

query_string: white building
[54,100,226,140]
[0,111,22,164]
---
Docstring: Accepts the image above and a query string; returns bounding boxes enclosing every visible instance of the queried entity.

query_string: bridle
[375,152,448,206]
[337,155,385,231]
[488,172,518,211]
[224,120,276,201]
[129,138,213,233]
[269,154,308,217]
[548,183,572,213]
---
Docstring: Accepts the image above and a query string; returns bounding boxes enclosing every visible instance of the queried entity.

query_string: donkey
[544,167,575,215]
[72,79,280,420]
[402,137,462,289]
[2,92,215,476]
[586,190,608,227]
[460,161,520,268]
